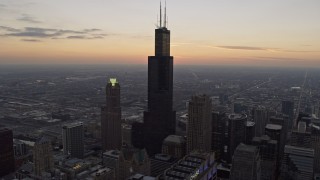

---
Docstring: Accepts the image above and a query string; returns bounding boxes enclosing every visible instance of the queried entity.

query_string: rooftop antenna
[156,14,159,28]
[164,0,167,28]
[167,16,169,28]
[160,1,162,27]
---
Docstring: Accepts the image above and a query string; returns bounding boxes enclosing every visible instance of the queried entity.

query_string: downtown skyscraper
[132,3,176,156]
[101,78,122,151]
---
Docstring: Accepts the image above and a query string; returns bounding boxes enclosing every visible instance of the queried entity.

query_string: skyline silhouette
[0,0,319,67]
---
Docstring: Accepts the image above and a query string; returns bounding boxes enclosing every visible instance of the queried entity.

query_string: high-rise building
[265,123,284,172]
[0,128,15,177]
[311,124,320,174]
[281,145,314,180]
[281,100,294,129]
[133,3,176,156]
[33,137,54,176]
[187,94,212,153]
[252,135,278,180]
[211,111,227,160]
[225,114,247,162]
[62,122,84,158]
[290,121,312,148]
[101,78,122,151]
[230,143,261,180]
[245,121,255,145]
[252,106,268,137]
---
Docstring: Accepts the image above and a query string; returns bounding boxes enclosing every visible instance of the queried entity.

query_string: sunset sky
[0,0,320,67]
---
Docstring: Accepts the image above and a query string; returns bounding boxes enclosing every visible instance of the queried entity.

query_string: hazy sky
[0,0,320,67]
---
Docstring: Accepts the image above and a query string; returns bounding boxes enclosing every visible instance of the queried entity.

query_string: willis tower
[133,2,176,156]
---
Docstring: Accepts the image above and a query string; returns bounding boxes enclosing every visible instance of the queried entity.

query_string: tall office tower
[122,124,132,147]
[226,114,247,162]
[142,3,176,156]
[211,111,227,160]
[0,128,15,177]
[281,145,314,180]
[290,121,312,148]
[101,78,122,151]
[252,106,268,137]
[230,143,261,180]
[187,94,212,153]
[33,137,54,176]
[311,125,320,173]
[281,100,294,129]
[62,122,84,158]
[252,135,278,180]
[265,123,285,174]
[245,121,255,145]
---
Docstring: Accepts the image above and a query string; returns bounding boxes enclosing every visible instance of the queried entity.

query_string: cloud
[21,39,42,42]
[0,26,109,41]
[215,45,276,51]
[67,36,86,39]
[204,45,318,53]
[17,14,41,23]
[0,26,20,32]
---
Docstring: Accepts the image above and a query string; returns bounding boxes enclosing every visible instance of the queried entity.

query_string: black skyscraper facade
[133,3,176,156]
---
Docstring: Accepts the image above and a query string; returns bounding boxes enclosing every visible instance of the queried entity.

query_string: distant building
[161,135,186,159]
[119,148,151,180]
[0,128,15,177]
[13,139,28,157]
[225,114,247,162]
[103,150,120,179]
[62,122,84,158]
[122,124,132,147]
[162,151,216,180]
[252,135,278,180]
[101,78,122,151]
[281,100,294,129]
[150,154,177,177]
[211,111,226,160]
[311,124,320,173]
[230,143,261,180]
[187,94,212,153]
[265,123,285,170]
[245,121,255,145]
[252,106,268,137]
[290,121,312,148]
[281,145,314,180]
[103,148,150,180]
[33,137,54,176]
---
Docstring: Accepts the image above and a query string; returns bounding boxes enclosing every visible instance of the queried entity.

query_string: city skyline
[0,0,320,67]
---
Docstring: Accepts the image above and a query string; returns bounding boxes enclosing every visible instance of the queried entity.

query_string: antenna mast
[164,0,167,28]
[160,1,162,27]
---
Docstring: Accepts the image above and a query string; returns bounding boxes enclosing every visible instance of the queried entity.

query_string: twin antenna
[157,1,168,28]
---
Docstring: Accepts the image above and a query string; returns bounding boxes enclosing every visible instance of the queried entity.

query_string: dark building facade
[101,78,122,151]
[0,128,15,177]
[62,122,84,159]
[133,4,176,156]
[186,94,212,153]
[211,111,227,160]
[225,114,247,163]
[281,100,294,129]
